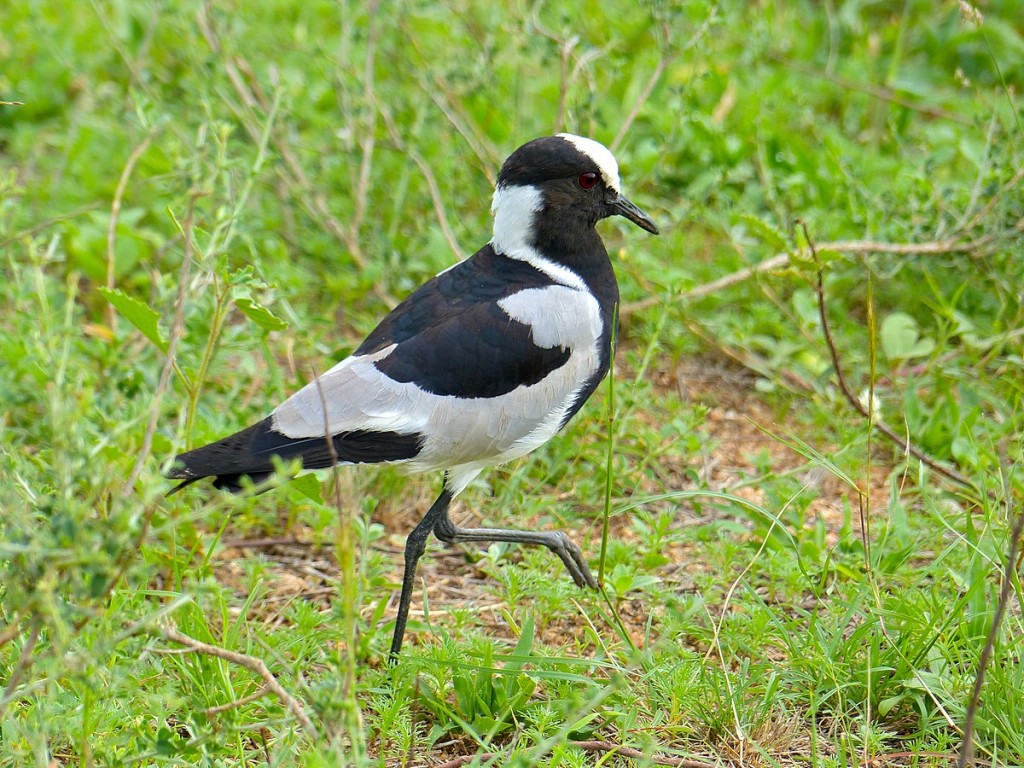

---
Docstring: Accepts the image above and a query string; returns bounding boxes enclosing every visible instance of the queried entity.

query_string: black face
[497,136,659,236]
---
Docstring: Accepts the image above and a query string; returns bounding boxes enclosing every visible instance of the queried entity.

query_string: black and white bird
[168,134,659,657]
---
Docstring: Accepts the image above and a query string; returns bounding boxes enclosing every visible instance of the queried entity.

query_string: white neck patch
[490,183,587,291]
[491,183,543,258]
[557,133,621,193]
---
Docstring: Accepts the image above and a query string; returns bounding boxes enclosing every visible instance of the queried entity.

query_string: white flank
[270,285,603,487]
[557,133,621,193]
[490,183,587,291]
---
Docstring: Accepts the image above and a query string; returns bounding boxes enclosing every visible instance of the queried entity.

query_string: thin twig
[197,4,395,308]
[623,252,791,316]
[95,195,202,611]
[126,193,200,491]
[0,616,22,650]
[396,17,500,175]
[864,752,990,767]
[963,165,1024,232]
[106,131,157,331]
[310,364,345,515]
[610,14,675,152]
[432,740,718,768]
[958,499,1024,768]
[369,89,466,262]
[611,53,669,152]
[160,624,316,735]
[409,151,467,262]
[812,238,989,254]
[309,365,343,543]
[220,536,310,549]
[802,222,975,489]
[555,36,574,131]
[311,369,365,755]
[568,740,717,768]
[0,620,41,721]
[350,0,380,238]
[204,687,271,717]
[774,56,971,125]
[0,203,104,251]
[427,88,499,181]
[680,316,814,391]
[528,19,581,133]
[622,237,991,316]
[953,111,1000,234]
[612,10,721,151]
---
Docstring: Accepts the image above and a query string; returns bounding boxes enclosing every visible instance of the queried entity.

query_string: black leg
[433,507,598,590]
[389,487,453,661]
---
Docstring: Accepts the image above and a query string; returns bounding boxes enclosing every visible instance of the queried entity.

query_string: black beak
[608,193,659,235]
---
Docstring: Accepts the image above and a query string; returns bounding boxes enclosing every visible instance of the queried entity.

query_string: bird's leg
[433,508,598,590]
[389,487,453,661]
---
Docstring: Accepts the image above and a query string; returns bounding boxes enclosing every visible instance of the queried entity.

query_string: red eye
[578,172,599,190]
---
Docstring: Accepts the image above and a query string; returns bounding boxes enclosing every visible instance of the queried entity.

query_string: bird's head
[490,134,658,260]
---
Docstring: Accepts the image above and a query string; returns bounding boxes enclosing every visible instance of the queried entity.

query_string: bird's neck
[491,187,617,301]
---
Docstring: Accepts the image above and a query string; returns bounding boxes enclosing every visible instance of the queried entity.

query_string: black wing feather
[361,245,571,397]
[373,300,570,397]
[357,245,556,353]
[168,416,422,494]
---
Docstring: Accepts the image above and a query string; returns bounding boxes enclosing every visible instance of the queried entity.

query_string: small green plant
[603,563,662,602]
[416,616,540,742]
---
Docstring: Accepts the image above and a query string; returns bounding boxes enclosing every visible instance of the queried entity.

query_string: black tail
[166,416,424,494]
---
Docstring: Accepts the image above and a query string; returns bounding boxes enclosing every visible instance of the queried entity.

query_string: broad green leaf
[792,289,819,326]
[97,287,169,353]
[232,283,288,331]
[290,473,323,503]
[234,296,289,331]
[880,312,935,361]
[67,211,159,282]
[951,435,979,469]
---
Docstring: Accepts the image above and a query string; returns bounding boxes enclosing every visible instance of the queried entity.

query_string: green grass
[2,0,1023,765]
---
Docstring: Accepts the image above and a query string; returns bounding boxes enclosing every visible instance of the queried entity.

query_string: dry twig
[0,620,41,721]
[680,316,813,391]
[863,751,991,767]
[106,131,157,331]
[196,3,397,307]
[0,203,104,251]
[622,237,991,316]
[312,369,366,755]
[160,625,316,736]
[802,223,975,490]
[432,740,718,768]
[204,687,270,717]
[958,500,1024,768]
[125,194,199,491]
[0,615,23,650]
[368,90,467,262]
[350,1,381,241]
[774,57,971,124]
[89,195,202,616]
[963,165,1024,232]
